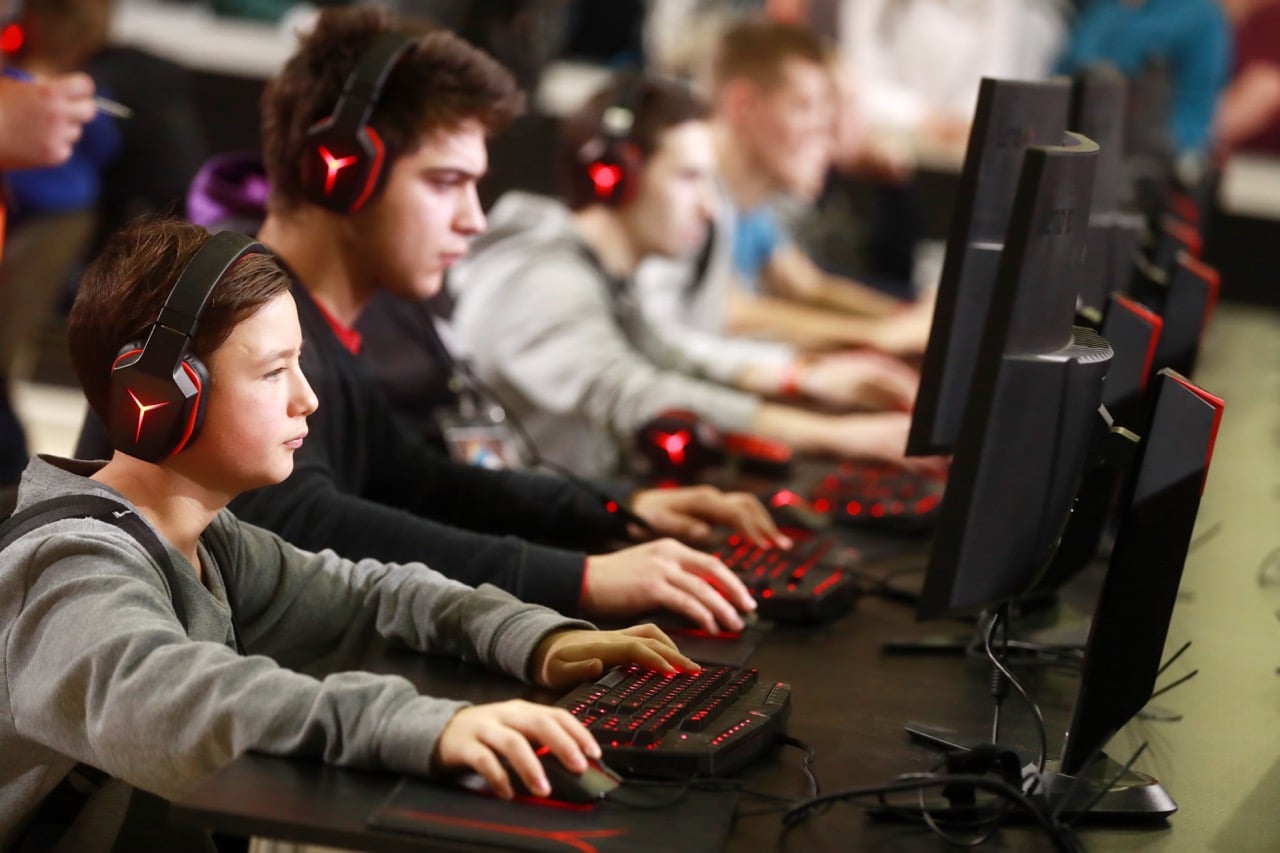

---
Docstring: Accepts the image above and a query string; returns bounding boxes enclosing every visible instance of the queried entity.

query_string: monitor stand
[902,724,1177,821]
[897,603,1176,823]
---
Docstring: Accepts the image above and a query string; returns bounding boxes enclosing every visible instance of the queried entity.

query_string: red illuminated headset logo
[588,162,622,198]
[0,23,24,53]
[655,430,691,465]
[127,390,170,444]
[318,146,359,194]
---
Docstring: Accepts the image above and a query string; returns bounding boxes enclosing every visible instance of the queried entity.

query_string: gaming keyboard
[712,532,859,623]
[557,662,791,778]
[804,462,946,533]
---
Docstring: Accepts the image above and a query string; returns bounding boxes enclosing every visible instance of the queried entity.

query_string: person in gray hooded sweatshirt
[452,75,943,480]
[0,217,695,852]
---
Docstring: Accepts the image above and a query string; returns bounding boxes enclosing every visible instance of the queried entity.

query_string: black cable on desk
[982,610,1049,786]
[781,774,1084,853]
[607,735,820,815]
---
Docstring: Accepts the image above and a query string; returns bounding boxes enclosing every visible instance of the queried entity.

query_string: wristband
[778,357,812,399]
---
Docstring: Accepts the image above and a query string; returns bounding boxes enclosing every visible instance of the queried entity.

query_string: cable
[1255,544,1280,587]
[781,774,1083,853]
[609,775,795,813]
[1185,519,1221,554]
[982,609,1049,787]
[912,756,1010,847]
[1147,668,1199,702]
[1154,640,1191,678]
[420,313,658,536]
[774,734,820,800]
[607,735,819,814]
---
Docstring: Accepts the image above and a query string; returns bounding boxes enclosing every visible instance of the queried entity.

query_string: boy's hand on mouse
[432,700,599,800]
[582,540,757,635]
[631,485,791,548]
[531,623,699,690]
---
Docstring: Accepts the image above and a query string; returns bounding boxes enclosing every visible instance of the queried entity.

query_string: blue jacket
[1058,0,1231,154]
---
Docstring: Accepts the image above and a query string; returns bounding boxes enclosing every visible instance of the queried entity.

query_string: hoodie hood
[449,191,579,302]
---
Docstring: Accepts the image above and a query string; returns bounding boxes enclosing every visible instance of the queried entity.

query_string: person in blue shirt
[0,0,118,487]
[1058,0,1232,155]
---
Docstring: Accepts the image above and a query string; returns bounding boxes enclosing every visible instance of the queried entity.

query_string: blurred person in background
[637,18,936,358]
[0,3,97,487]
[1213,0,1280,156]
[1057,0,1231,159]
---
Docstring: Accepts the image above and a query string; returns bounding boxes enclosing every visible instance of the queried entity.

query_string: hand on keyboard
[631,485,790,548]
[532,623,699,690]
[582,539,757,634]
[797,350,920,412]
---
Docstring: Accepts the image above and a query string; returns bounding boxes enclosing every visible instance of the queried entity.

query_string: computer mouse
[462,750,621,804]
[767,489,831,532]
[531,751,622,804]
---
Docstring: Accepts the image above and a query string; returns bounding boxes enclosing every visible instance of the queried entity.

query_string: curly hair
[261,6,525,211]
[68,216,290,423]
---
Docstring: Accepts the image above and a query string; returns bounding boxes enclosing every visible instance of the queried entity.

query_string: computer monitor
[1099,294,1163,429]
[1151,253,1219,379]
[1127,250,1219,378]
[907,77,1071,456]
[1045,368,1223,818]
[1029,292,1162,595]
[1077,217,1141,319]
[1069,64,1128,216]
[917,132,1113,620]
[1067,63,1146,319]
[1149,214,1202,273]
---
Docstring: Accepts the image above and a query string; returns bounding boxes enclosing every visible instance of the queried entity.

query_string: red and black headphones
[107,231,267,463]
[577,74,647,207]
[299,31,416,214]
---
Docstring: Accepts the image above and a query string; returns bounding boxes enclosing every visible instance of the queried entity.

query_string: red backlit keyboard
[802,463,946,533]
[710,533,859,623]
[556,662,791,778]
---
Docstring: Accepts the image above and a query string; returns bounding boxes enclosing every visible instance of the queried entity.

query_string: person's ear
[719,78,757,125]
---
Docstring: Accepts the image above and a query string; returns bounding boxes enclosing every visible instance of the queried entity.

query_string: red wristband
[779,360,805,398]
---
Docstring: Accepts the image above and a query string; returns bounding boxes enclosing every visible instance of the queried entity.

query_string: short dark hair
[711,17,832,95]
[68,217,291,424]
[261,5,525,211]
[559,75,709,211]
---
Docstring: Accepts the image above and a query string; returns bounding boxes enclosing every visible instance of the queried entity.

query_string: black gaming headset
[107,231,267,463]
[577,74,647,207]
[299,31,417,214]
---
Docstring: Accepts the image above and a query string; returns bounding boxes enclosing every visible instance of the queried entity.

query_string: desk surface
[172,304,1280,851]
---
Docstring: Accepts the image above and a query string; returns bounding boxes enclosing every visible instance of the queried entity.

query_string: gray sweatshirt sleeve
[215,514,590,681]
[468,252,761,436]
[634,251,796,386]
[4,519,588,800]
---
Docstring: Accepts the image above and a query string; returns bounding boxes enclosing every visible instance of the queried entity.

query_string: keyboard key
[556,664,792,778]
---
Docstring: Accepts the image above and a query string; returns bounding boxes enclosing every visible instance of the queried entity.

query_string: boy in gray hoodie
[0,217,695,851]
[452,76,945,480]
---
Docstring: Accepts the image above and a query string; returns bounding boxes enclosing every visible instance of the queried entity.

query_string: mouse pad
[368,776,739,852]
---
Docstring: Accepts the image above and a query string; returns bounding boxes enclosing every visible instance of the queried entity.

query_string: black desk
[171,305,1280,851]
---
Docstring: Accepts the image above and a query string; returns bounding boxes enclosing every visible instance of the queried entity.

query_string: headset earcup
[173,354,210,456]
[300,120,385,213]
[586,154,627,206]
[108,345,206,463]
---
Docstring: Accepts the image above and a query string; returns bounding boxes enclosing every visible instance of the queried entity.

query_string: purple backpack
[186,150,270,234]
